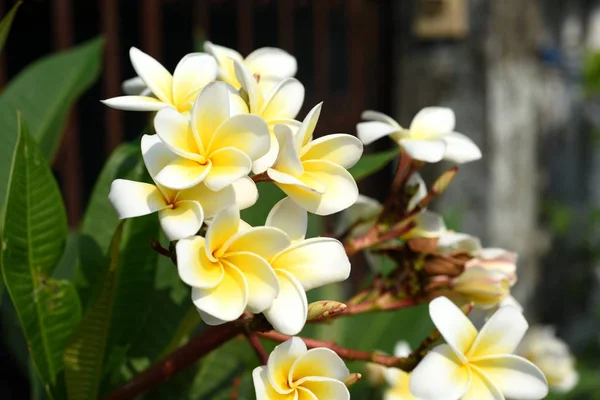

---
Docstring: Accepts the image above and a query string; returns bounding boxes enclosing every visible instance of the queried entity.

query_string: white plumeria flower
[102,47,218,113]
[410,297,548,400]
[267,103,363,216]
[204,41,297,94]
[357,108,482,164]
[402,173,446,239]
[253,337,350,400]
[176,205,290,325]
[383,342,421,400]
[517,326,578,393]
[437,231,482,256]
[233,59,305,173]
[335,194,383,238]
[147,82,270,191]
[262,198,351,334]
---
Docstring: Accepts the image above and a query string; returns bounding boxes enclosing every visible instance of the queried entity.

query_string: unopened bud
[451,266,510,309]
[306,300,347,322]
[407,237,439,254]
[343,373,362,387]
[422,253,469,276]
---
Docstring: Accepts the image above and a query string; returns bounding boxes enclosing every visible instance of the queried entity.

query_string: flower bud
[306,300,347,322]
[364,361,386,386]
[465,248,517,285]
[343,373,362,387]
[451,266,511,309]
[422,253,469,277]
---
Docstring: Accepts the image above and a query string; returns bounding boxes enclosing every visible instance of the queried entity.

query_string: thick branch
[244,330,268,364]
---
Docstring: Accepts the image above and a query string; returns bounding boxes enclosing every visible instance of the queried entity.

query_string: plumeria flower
[267,103,363,215]
[102,47,218,113]
[233,59,304,173]
[356,108,482,164]
[176,205,290,325]
[108,135,258,241]
[147,82,270,191]
[262,198,351,334]
[401,173,446,239]
[383,342,420,400]
[410,297,548,400]
[253,337,350,400]
[335,194,383,238]
[437,231,482,256]
[204,41,297,94]
[517,325,579,393]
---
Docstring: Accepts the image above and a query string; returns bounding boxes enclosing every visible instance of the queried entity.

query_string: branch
[251,172,271,183]
[244,330,268,364]
[150,238,171,258]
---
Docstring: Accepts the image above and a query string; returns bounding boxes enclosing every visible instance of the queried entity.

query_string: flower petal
[154,107,202,160]
[203,41,243,86]
[394,341,412,358]
[272,124,304,176]
[141,134,178,179]
[204,147,252,191]
[442,132,482,164]
[361,110,402,128]
[356,121,399,145]
[101,96,166,111]
[154,157,212,190]
[291,349,349,382]
[335,194,382,237]
[296,387,317,400]
[409,107,455,136]
[191,81,231,149]
[129,47,172,104]
[208,114,270,160]
[429,296,477,358]
[267,336,308,393]
[191,264,248,323]
[205,205,240,261]
[297,377,349,400]
[252,130,280,174]
[472,355,548,399]
[295,103,321,149]
[224,252,279,313]
[176,236,224,289]
[158,200,203,241]
[267,169,319,193]
[253,366,295,400]
[461,366,503,400]
[398,138,446,163]
[437,232,482,256]
[467,305,528,359]
[409,344,471,400]
[271,238,350,291]
[261,78,304,121]
[300,133,363,168]
[266,197,307,242]
[223,226,291,259]
[231,176,258,210]
[234,58,262,113]
[404,211,446,239]
[278,160,358,216]
[177,182,236,218]
[406,172,427,211]
[122,76,147,95]
[245,47,297,79]
[172,53,218,107]
[264,270,308,335]
[108,179,168,219]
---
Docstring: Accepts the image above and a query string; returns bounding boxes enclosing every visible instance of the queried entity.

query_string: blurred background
[2,0,600,398]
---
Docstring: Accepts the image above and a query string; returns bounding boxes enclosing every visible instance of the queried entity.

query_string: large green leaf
[0,1,20,55]
[0,37,104,226]
[348,149,398,182]
[1,114,81,393]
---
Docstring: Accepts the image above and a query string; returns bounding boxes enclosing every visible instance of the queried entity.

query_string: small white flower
[357,108,482,164]
[102,47,218,113]
[262,198,351,335]
[253,337,350,400]
[517,326,579,393]
[402,173,445,239]
[267,103,363,215]
[383,342,421,400]
[410,297,548,400]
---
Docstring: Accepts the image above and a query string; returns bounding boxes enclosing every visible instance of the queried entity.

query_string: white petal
[261,78,304,121]
[297,377,350,400]
[398,138,446,163]
[177,182,236,218]
[467,305,528,359]
[272,124,304,176]
[224,251,279,313]
[361,110,402,128]
[197,309,230,326]
[223,226,291,259]
[437,232,482,256]
[394,341,412,358]
[101,96,166,111]
[356,121,399,145]
[203,41,243,85]
[253,366,284,400]
[154,157,211,190]
[335,194,381,236]
[291,349,349,382]
[205,205,240,260]
[233,58,262,114]
[141,134,178,179]
[264,270,308,335]
[176,236,224,289]
[409,107,455,136]
[429,296,477,358]
[122,76,148,95]
[266,197,307,242]
[158,200,204,241]
[207,113,270,160]
[295,103,321,149]
[267,169,320,193]
[172,53,218,106]
[231,176,258,210]
[245,47,297,79]
[154,107,202,160]
[108,179,168,219]
[472,355,548,399]
[129,47,172,104]
[409,344,471,400]
[406,172,427,211]
[191,81,231,148]
[442,132,482,164]
[204,147,252,191]
[300,133,363,168]
[271,238,350,291]
[267,337,308,393]
[405,211,446,239]
[191,264,248,323]
[252,131,280,174]
[461,366,503,400]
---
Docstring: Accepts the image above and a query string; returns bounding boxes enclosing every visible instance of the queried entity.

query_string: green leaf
[1,114,81,392]
[0,1,20,55]
[0,37,104,227]
[348,149,398,182]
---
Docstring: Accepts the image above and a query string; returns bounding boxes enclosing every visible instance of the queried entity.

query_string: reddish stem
[150,238,171,258]
[244,331,268,364]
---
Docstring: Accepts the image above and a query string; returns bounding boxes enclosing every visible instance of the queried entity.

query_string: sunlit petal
[205,205,240,261]
[154,157,212,190]
[460,366,503,400]
[263,270,308,335]
[176,236,224,289]
[223,226,290,259]
[267,336,308,394]
[129,47,172,104]
[208,113,270,160]
[261,78,304,121]
[245,47,297,79]
[429,296,477,358]
[101,96,166,111]
[172,53,218,106]
[231,176,259,210]
[158,200,203,241]
[204,147,252,191]
[442,132,482,164]
[398,138,446,163]
[467,305,528,359]
[266,197,307,242]
[300,133,363,168]
[409,107,455,136]
[291,349,349,382]
[108,179,168,219]
[177,182,236,218]
[191,82,231,148]
[154,107,202,160]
